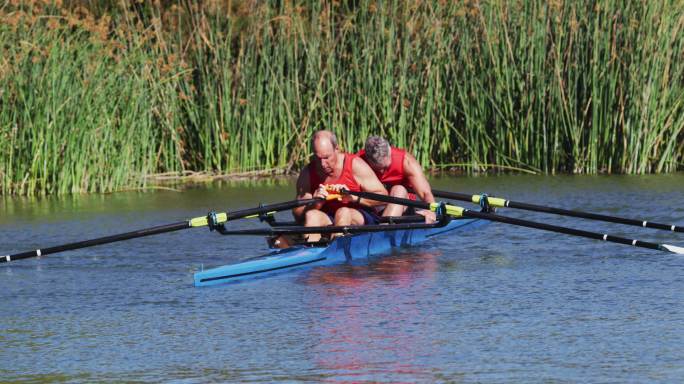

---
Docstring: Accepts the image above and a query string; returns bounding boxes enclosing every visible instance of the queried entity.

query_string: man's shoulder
[349,154,374,174]
[402,150,416,162]
[348,153,364,166]
[402,152,424,174]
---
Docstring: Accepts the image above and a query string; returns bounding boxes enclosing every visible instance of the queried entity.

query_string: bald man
[293,130,388,242]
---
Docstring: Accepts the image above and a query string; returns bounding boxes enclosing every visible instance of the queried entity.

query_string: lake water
[1,174,683,383]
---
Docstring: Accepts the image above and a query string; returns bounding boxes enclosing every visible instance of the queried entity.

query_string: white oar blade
[662,244,684,255]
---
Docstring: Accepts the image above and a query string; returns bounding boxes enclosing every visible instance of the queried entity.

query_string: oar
[341,189,684,255]
[215,217,450,236]
[0,198,321,263]
[269,215,427,227]
[432,189,683,233]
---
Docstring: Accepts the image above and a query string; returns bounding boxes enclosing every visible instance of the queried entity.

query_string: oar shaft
[270,215,427,227]
[342,189,684,255]
[217,220,447,236]
[227,198,321,220]
[188,198,321,227]
[343,189,430,210]
[432,189,683,233]
[1,198,321,263]
[460,210,668,253]
[2,221,189,263]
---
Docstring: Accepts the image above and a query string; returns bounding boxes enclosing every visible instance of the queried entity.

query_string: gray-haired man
[357,136,436,223]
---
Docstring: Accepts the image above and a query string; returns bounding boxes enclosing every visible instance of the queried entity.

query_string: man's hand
[307,184,330,210]
[313,184,330,199]
[323,184,356,203]
[416,209,436,224]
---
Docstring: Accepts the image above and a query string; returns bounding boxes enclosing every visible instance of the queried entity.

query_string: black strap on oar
[478,193,494,213]
[340,189,684,255]
[432,189,683,234]
[1,198,321,263]
[207,211,222,231]
[257,203,277,225]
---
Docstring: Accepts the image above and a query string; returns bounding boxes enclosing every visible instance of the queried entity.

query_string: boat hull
[194,218,483,287]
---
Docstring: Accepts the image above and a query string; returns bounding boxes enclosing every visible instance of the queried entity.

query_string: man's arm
[351,157,388,207]
[404,153,436,222]
[404,153,435,204]
[293,165,317,221]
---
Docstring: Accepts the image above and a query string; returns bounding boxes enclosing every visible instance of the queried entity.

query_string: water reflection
[303,250,440,287]
[301,251,444,382]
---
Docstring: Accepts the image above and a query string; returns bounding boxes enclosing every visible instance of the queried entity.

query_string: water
[1,174,683,383]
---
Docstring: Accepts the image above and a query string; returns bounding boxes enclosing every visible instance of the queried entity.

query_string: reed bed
[1,0,682,195]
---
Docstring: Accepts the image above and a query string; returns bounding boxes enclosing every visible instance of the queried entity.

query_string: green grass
[0,0,682,196]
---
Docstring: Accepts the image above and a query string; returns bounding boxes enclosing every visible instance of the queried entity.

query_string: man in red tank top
[293,130,388,242]
[358,136,436,223]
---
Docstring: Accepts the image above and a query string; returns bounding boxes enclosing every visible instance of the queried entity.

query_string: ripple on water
[1,174,684,382]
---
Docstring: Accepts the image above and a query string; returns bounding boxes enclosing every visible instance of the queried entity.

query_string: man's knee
[334,207,352,221]
[305,209,330,226]
[389,185,408,197]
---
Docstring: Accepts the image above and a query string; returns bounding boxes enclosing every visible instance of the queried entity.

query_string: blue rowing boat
[194,217,484,287]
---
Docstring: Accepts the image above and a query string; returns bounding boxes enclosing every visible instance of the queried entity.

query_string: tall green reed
[0,0,682,196]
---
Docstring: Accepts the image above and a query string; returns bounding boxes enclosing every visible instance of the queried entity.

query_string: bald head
[311,130,338,152]
[311,130,340,176]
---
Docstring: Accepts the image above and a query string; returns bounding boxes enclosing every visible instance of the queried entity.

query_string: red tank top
[359,147,415,186]
[358,147,416,200]
[308,153,363,215]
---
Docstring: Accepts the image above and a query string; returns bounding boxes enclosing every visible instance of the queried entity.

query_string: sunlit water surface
[1,174,683,383]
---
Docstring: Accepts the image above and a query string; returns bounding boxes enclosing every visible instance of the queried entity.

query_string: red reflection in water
[300,250,445,382]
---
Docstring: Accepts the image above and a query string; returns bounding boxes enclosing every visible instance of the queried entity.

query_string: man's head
[363,136,392,174]
[311,130,340,176]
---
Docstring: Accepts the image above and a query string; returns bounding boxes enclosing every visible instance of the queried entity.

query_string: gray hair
[364,136,391,165]
[311,130,338,151]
